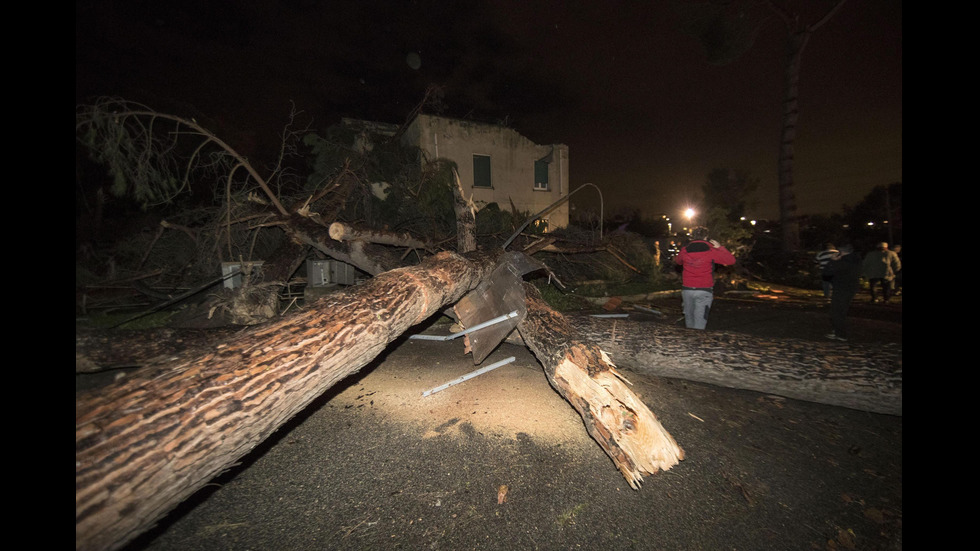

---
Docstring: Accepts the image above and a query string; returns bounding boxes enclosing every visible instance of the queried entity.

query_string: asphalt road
[96,293,901,551]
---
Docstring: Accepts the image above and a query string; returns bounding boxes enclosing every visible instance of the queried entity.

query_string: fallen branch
[604,245,642,273]
[329,221,433,252]
[284,213,397,276]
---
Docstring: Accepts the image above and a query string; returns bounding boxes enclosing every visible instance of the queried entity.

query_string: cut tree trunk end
[516,282,685,488]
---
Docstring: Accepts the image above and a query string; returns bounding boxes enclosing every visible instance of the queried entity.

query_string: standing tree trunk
[777,29,806,251]
[679,1,849,252]
[76,251,498,551]
[771,0,848,251]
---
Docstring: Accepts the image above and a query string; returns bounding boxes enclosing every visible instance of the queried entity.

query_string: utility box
[220,261,265,290]
[307,259,357,287]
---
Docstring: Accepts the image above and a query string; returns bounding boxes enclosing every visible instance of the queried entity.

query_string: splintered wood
[552,354,685,487]
[517,282,684,488]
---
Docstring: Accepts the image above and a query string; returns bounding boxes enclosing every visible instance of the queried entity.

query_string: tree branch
[77,98,289,215]
[329,221,433,252]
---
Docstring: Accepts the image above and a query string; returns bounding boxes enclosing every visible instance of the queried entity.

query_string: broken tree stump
[75,251,498,551]
[567,317,902,416]
[516,282,685,488]
[450,166,478,253]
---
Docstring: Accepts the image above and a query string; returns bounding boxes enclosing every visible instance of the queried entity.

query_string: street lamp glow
[684,208,695,221]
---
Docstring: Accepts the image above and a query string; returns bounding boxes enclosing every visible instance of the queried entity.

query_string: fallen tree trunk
[567,317,902,416]
[75,250,498,551]
[516,283,684,488]
[75,327,242,373]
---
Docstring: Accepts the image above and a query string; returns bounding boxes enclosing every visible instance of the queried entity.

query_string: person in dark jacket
[814,242,839,299]
[674,226,736,329]
[824,243,862,342]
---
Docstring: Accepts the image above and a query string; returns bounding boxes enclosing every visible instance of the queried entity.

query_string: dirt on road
[83,288,902,551]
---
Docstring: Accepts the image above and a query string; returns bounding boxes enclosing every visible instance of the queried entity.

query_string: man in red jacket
[674,226,736,329]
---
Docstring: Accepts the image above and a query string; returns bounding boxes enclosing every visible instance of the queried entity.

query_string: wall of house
[341,117,399,153]
[402,114,569,230]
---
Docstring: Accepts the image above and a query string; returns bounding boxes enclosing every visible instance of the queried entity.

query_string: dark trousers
[868,278,891,302]
[830,291,856,338]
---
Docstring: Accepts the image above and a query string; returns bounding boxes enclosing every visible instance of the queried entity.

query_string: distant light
[750,220,757,226]
[867,221,875,226]
[684,208,695,220]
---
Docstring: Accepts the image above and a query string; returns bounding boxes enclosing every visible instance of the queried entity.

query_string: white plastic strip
[409,310,519,341]
[589,313,629,318]
[421,356,516,397]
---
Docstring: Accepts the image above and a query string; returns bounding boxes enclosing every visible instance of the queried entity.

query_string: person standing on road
[890,244,903,296]
[674,226,736,330]
[862,242,902,303]
[814,242,839,299]
[824,243,862,342]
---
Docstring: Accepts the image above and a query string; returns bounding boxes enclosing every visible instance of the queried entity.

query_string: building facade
[343,115,569,230]
[400,114,569,230]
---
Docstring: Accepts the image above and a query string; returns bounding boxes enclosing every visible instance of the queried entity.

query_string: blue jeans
[682,289,714,329]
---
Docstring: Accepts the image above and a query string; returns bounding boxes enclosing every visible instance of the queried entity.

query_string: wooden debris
[517,283,685,488]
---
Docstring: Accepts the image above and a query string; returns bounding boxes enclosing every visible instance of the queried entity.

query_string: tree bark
[75,327,242,373]
[517,283,684,488]
[567,317,902,416]
[75,250,498,551]
[450,167,478,253]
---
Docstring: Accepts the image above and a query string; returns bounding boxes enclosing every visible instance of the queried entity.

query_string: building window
[473,154,492,188]
[534,159,550,191]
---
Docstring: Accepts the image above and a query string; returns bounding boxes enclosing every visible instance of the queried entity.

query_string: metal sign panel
[454,252,547,364]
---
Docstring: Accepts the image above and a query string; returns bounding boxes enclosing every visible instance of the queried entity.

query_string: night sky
[76,0,902,222]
